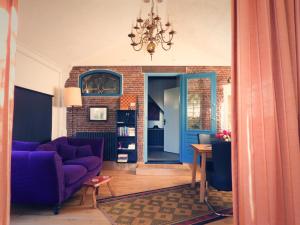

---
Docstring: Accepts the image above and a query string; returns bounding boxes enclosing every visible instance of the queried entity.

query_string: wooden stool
[80,175,114,208]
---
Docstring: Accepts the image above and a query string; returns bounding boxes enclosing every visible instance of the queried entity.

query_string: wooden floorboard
[136,163,192,176]
[10,166,233,225]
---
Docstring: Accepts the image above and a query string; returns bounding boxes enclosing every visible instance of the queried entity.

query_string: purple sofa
[11,137,104,214]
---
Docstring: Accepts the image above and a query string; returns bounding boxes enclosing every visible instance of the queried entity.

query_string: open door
[164,87,180,154]
[180,73,217,163]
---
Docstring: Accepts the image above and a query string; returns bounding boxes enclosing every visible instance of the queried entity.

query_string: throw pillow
[36,143,57,152]
[58,144,77,161]
[76,145,93,158]
[51,136,68,147]
[12,140,40,151]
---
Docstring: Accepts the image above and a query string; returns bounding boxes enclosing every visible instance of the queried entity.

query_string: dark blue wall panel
[13,86,52,143]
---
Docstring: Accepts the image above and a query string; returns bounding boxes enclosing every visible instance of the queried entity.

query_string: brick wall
[65,66,231,161]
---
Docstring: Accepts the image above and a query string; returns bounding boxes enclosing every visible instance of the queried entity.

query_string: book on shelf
[118,148,135,151]
[117,154,128,163]
[117,143,135,151]
[128,143,135,149]
[117,126,135,136]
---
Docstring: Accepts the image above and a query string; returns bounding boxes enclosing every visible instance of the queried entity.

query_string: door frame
[144,73,182,163]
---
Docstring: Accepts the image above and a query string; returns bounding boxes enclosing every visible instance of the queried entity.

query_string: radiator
[75,132,116,161]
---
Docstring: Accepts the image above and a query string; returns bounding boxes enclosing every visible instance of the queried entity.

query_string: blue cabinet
[116,110,137,163]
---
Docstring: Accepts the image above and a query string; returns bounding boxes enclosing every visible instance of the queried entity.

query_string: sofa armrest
[68,137,104,160]
[11,151,65,205]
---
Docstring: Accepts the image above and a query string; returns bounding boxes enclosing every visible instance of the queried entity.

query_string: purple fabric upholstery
[76,145,93,158]
[51,136,68,146]
[64,156,101,171]
[36,143,57,151]
[58,144,77,161]
[12,140,40,151]
[63,165,101,200]
[11,151,64,205]
[68,138,104,161]
[11,137,104,210]
[63,165,87,186]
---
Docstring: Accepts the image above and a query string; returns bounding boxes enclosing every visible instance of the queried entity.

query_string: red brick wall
[65,66,231,161]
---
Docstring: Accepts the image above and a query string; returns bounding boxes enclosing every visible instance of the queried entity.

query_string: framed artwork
[120,95,137,110]
[89,107,108,121]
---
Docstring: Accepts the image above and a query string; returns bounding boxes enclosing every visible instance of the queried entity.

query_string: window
[79,70,122,96]
[187,78,211,130]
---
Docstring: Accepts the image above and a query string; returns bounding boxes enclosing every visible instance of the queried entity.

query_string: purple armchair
[11,137,104,214]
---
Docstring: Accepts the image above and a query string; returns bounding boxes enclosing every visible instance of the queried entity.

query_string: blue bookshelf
[116,110,137,163]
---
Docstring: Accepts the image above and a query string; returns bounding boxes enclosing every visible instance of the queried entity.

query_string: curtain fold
[232,0,300,224]
[0,0,18,225]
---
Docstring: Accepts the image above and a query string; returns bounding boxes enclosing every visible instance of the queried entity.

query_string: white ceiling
[17,0,231,71]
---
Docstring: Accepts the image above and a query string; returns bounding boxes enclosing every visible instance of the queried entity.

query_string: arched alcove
[79,70,122,96]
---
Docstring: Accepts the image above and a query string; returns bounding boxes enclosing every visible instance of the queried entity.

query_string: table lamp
[64,87,82,136]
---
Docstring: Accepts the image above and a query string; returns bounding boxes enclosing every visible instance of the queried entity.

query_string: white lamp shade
[64,87,82,107]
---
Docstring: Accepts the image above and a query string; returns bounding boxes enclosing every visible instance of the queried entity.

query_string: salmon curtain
[0,0,18,225]
[232,0,300,225]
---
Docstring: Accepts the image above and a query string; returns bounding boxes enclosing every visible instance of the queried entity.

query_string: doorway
[147,76,180,163]
[144,73,217,164]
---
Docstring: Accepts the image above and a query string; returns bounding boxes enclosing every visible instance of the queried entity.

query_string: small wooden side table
[81,175,114,208]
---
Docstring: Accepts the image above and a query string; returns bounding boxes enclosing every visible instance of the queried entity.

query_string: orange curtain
[0,0,18,225]
[232,0,300,225]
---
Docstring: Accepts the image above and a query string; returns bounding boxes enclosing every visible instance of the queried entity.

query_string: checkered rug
[98,183,232,225]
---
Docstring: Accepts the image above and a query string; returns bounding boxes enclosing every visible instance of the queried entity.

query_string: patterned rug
[98,183,232,225]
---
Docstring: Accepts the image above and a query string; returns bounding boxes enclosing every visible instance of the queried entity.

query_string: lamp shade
[64,87,82,107]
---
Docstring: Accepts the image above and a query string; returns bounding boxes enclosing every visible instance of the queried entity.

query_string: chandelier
[128,0,176,59]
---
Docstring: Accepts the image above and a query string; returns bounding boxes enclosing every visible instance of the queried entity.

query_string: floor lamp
[64,87,82,137]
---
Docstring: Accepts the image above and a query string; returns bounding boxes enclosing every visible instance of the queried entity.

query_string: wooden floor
[10,168,233,225]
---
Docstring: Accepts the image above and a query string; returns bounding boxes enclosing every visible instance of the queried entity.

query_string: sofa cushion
[36,143,57,152]
[58,144,77,161]
[63,165,87,186]
[51,136,69,147]
[64,156,101,171]
[12,140,40,151]
[68,137,104,158]
[76,145,93,158]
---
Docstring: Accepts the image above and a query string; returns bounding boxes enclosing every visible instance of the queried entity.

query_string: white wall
[15,44,65,139]
[76,0,231,66]
[148,78,178,128]
[148,78,178,110]
[17,0,231,69]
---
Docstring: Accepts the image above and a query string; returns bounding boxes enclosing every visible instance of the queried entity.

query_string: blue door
[180,73,217,163]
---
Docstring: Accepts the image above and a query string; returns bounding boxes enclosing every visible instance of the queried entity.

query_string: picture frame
[89,106,108,121]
